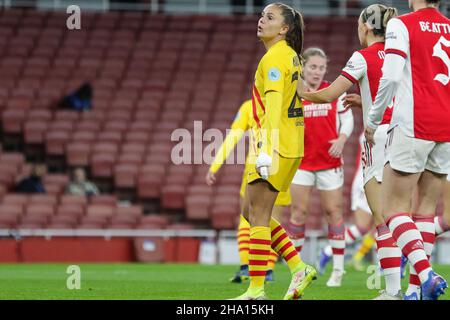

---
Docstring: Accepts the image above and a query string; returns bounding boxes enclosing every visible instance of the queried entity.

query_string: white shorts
[385,126,450,174]
[291,167,344,191]
[351,159,371,214]
[362,124,389,186]
[447,175,450,182]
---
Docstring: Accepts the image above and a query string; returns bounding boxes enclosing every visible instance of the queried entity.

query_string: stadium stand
[0,7,386,234]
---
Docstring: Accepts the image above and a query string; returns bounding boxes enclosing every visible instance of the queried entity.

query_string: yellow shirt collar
[268,39,288,52]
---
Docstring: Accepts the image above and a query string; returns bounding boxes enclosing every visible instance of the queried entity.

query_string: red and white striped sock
[287,221,305,253]
[435,215,450,236]
[375,223,402,296]
[387,213,432,284]
[328,222,345,272]
[322,224,368,258]
[407,215,436,296]
[345,224,368,245]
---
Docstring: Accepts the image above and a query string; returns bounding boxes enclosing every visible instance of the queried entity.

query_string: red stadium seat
[16,222,46,229]
[59,195,88,206]
[0,164,18,188]
[97,131,123,144]
[46,130,72,156]
[210,205,239,229]
[76,120,101,133]
[90,195,117,206]
[115,205,143,219]
[92,142,119,155]
[43,174,70,188]
[2,109,27,134]
[71,131,97,144]
[85,205,115,220]
[29,194,57,206]
[114,163,139,188]
[46,222,74,229]
[125,131,151,144]
[117,153,144,165]
[54,110,80,122]
[139,215,170,229]
[0,153,25,171]
[26,109,52,121]
[24,120,49,144]
[185,195,211,220]
[43,183,65,196]
[90,152,117,178]
[24,204,55,222]
[56,204,85,220]
[161,185,186,210]
[1,194,29,208]
[66,142,92,166]
[49,120,75,132]
[0,212,20,228]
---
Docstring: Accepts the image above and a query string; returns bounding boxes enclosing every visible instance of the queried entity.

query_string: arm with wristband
[257,90,283,179]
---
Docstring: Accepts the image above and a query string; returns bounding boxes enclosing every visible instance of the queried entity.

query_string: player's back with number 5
[386,7,450,141]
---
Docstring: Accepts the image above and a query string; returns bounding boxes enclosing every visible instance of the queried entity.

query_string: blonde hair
[361,4,398,38]
[303,47,328,64]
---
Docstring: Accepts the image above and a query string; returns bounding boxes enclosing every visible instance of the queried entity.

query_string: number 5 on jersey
[433,36,450,86]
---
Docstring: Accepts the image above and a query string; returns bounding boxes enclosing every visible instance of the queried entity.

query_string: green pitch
[0,263,449,300]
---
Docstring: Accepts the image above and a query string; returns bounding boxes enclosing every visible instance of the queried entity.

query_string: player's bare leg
[365,178,402,299]
[435,179,450,236]
[288,184,312,253]
[320,187,345,286]
[351,209,374,271]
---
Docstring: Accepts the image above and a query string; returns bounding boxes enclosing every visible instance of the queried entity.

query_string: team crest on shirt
[268,67,281,81]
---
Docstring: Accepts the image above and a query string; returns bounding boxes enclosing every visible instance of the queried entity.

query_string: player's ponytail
[274,3,305,58]
[361,4,398,38]
[382,7,398,31]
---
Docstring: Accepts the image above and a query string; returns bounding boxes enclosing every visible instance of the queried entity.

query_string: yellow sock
[248,226,271,292]
[237,215,250,265]
[270,218,305,273]
[354,234,376,261]
[267,249,278,270]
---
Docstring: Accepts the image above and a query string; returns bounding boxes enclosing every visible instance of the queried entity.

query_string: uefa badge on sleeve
[268,67,281,81]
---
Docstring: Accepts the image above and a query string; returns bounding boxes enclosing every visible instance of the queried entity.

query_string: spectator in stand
[15,163,46,194]
[66,167,99,196]
[59,82,93,112]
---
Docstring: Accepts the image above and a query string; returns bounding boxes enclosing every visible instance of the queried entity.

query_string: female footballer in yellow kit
[232,3,316,300]
[206,99,291,283]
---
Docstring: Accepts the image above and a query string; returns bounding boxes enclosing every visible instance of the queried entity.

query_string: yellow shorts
[246,151,300,194]
[240,159,291,206]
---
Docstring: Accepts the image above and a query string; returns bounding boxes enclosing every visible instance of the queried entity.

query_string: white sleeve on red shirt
[384,18,410,58]
[367,19,409,129]
[341,51,366,84]
[337,94,354,138]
